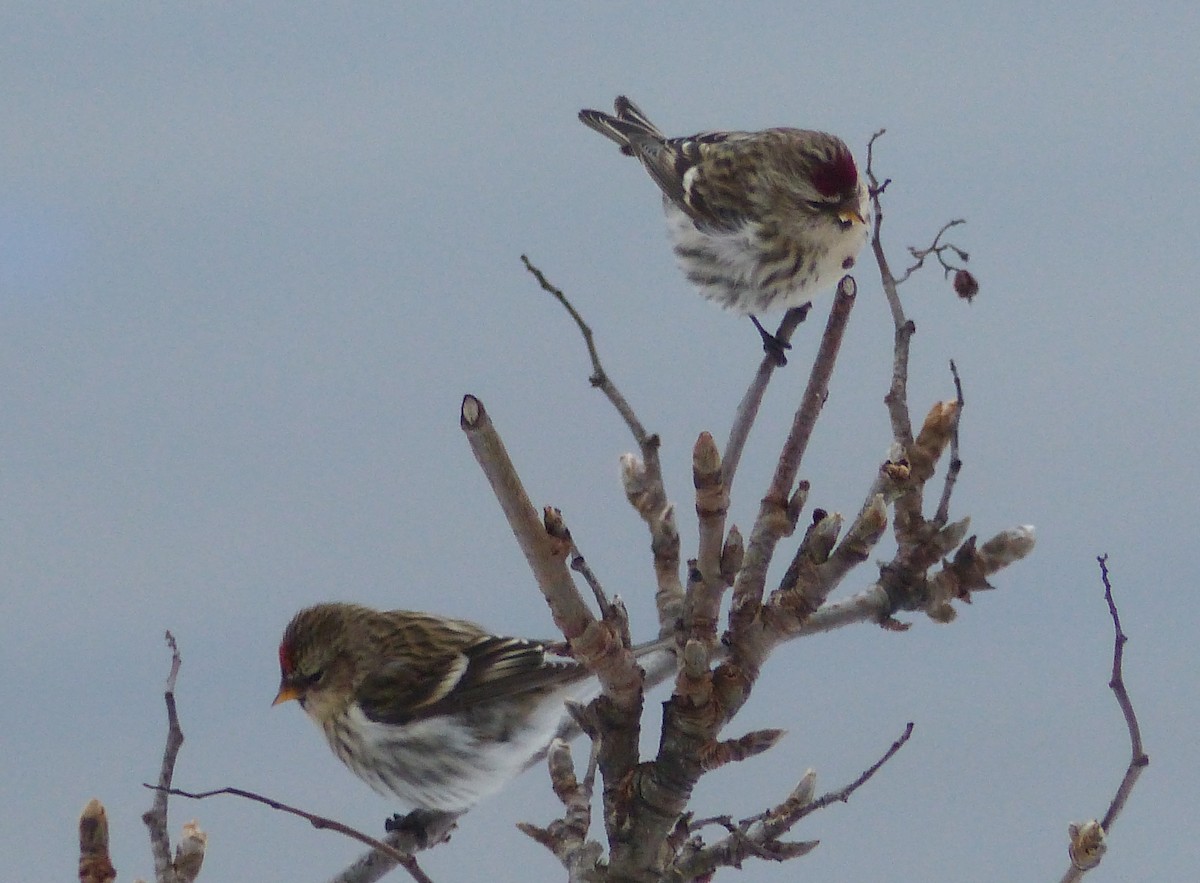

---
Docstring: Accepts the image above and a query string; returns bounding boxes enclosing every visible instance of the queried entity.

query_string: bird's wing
[659,132,764,233]
[355,636,584,725]
[580,97,754,233]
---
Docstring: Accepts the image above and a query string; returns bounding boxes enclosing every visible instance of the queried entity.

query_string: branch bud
[1068,819,1107,871]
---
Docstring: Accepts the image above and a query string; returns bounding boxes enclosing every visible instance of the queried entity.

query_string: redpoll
[274,602,668,813]
[580,96,870,355]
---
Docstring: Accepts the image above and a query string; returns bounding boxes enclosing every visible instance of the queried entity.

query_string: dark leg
[750,303,811,366]
[750,315,788,366]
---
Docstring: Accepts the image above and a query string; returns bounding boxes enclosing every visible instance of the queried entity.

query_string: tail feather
[612,96,665,139]
[580,95,689,207]
[579,95,665,155]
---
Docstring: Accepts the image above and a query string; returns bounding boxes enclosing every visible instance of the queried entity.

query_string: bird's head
[274,603,361,722]
[791,134,869,229]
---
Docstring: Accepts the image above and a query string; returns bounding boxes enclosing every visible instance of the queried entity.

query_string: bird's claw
[751,315,793,367]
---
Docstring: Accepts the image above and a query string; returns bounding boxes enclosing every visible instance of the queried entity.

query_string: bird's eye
[295,668,324,689]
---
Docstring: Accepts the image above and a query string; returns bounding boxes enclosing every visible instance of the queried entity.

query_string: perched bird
[274,602,669,813]
[579,96,870,358]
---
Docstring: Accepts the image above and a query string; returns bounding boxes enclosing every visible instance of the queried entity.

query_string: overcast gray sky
[4,4,1198,881]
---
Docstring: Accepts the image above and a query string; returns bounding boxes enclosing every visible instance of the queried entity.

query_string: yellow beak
[838,208,867,226]
[273,683,300,706]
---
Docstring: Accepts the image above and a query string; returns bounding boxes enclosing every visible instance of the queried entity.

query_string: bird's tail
[578,95,665,155]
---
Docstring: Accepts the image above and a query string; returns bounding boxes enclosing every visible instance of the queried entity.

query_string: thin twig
[933,360,965,526]
[329,812,459,883]
[523,254,683,635]
[146,786,441,883]
[1057,556,1148,882]
[896,219,967,284]
[1098,555,1149,832]
[690,431,729,646]
[781,722,914,822]
[670,723,914,881]
[728,277,857,654]
[521,254,653,450]
[568,538,612,616]
[459,394,595,642]
[866,131,917,451]
[866,130,905,334]
[142,631,185,883]
[723,304,811,492]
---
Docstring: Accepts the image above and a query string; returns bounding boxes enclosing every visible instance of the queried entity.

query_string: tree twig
[523,254,684,636]
[1058,556,1149,882]
[728,276,857,657]
[142,631,186,883]
[670,723,914,881]
[782,721,913,820]
[933,360,965,526]
[521,254,654,453]
[722,304,811,493]
[145,785,444,883]
[1098,555,1149,829]
[895,219,967,284]
[459,394,596,643]
[690,431,729,646]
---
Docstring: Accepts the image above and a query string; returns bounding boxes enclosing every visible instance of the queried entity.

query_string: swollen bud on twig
[978,525,1037,567]
[621,452,664,520]
[546,738,580,802]
[173,820,206,883]
[787,769,817,808]
[912,400,959,478]
[699,728,786,771]
[800,510,842,563]
[1068,819,1106,871]
[932,517,972,556]
[78,799,116,883]
[720,526,744,585]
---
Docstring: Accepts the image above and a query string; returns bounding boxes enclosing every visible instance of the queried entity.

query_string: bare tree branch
[1058,556,1149,882]
[933,360,966,526]
[670,723,914,881]
[460,395,652,702]
[522,254,684,638]
[1098,556,1149,830]
[521,254,655,453]
[728,277,858,659]
[459,394,597,642]
[497,133,1035,883]
[690,431,730,647]
[722,304,811,492]
[327,812,459,883]
[517,738,604,882]
[896,218,968,284]
[148,785,445,883]
[141,631,190,883]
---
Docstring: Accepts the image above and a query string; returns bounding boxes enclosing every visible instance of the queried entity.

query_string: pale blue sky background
[3,4,1198,881]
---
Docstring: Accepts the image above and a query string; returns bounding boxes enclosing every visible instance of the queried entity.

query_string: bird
[579,96,870,361]
[274,602,671,814]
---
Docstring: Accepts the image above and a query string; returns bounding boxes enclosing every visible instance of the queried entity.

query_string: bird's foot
[751,315,789,366]
[750,306,809,367]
